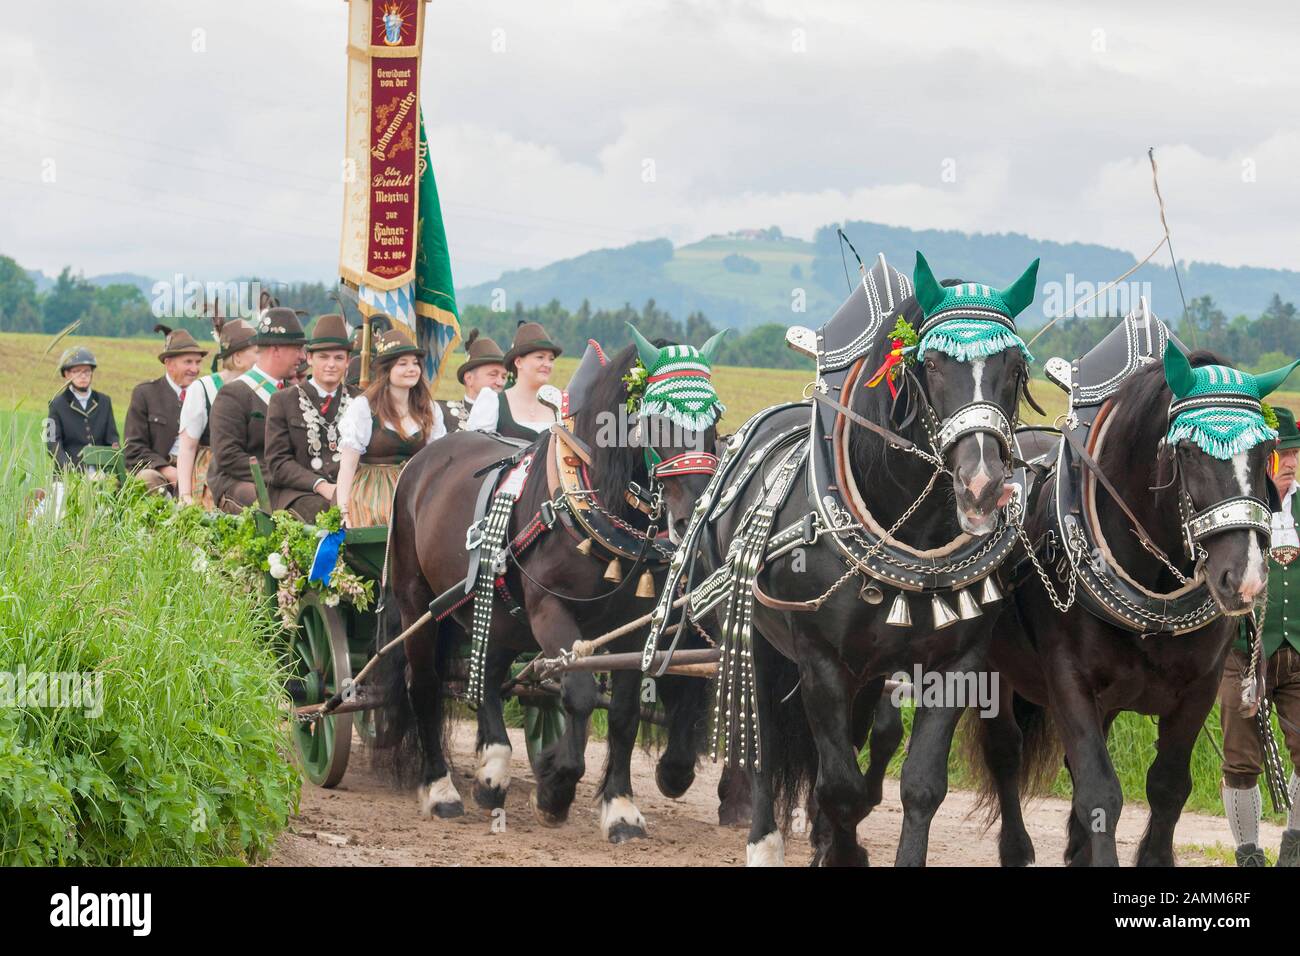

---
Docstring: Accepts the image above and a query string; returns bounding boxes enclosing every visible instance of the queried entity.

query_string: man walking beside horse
[1220,405,1300,867]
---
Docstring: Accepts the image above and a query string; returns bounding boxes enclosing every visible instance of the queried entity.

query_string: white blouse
[338,395,445,454]
[466,388,555,434]
[179,374,222,441]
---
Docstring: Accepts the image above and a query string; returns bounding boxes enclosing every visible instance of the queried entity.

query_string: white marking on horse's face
[598,795,646,840]
[417,774,462,818]
[745,830,785,867]
[967,359,993,498]
[475,743,512,792]
[667,508,682,545]
[1233,452,1267,601]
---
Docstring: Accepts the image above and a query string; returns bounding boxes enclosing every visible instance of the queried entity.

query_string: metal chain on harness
[1008,497,1078,612]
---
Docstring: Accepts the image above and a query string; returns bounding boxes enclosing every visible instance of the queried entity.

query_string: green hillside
[456,222,1300,333]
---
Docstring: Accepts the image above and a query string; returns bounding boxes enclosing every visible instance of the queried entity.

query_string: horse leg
[1136,687,1214,866]
[1048,677,1122,867]
[472,643,515,810]
[654,672,704,799]
[406,629,464,818]
[529,598,597,826]
[596,667,648,843]
[862,678,901,813]
[1061,758,1091,866]
[894,677,970,867]
[745,636,785,866]
[798,644,871,867]
[718,765,754,828]
[982,683,1036,866]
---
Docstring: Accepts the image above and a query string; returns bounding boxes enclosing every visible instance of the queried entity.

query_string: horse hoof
[607,821,647,844]
[473,744,511,811]
[655,762,695,800]
[746,832,785,866]
[717,799,752,828]
[473,782,507,810]
[530,790,567,827]
[600,796,647,843]
[418,776,464,820]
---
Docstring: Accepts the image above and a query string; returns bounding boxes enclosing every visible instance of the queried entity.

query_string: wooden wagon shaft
[554,647,720,673]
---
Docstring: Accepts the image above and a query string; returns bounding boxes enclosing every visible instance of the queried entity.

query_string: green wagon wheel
[290,591,354,787]
[522,697,566,770]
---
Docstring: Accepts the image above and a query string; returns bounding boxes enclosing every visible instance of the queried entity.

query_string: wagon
[245,461,568,788]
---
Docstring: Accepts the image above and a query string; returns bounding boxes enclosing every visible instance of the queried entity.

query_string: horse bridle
[626,418,720,519]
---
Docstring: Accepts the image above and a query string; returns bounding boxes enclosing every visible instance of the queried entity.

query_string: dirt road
[269,720,1281,867]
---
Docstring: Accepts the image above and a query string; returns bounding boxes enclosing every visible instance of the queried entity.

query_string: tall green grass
[0,413,299,864]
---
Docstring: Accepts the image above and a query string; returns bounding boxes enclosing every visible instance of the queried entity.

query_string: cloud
[1,0,1297,288]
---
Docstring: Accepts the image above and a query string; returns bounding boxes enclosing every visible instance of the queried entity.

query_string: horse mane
[1101,348,1230,500]
[848,278,973,494]
[572,342,648,525]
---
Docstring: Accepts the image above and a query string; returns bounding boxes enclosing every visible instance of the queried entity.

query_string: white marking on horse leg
[1233,452,1266,599]
[745,831,785,867]
[418,774,462,818]
[599,795,647,841]
[476,743,512,792]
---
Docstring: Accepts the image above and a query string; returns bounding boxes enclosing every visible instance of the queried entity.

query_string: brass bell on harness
[956,589,983,620]
[576,537,594,556]
[885,592,912,627]
[979,576,1003,605]
[931,594,959,630]
[636,570,656,599]
[603,557,624,583]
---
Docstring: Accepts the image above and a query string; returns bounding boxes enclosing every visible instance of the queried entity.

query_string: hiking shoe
[1278,830,1300,868]
[1236,843,1267,867]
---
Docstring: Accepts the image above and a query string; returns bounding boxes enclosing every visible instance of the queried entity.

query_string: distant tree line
[6,254,1298,374]
[1027,293,1300,374]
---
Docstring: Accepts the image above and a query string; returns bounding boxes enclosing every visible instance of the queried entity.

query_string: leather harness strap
[1062,412,1179,572]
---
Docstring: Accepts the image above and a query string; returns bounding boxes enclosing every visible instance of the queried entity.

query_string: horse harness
[1028,301,1270,635]
[459,404,717,704]
[639,253,1030,768]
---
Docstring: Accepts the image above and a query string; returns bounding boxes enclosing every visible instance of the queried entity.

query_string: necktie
[276,381,285,390]
[179,387,186,403]
[320,394,332,415]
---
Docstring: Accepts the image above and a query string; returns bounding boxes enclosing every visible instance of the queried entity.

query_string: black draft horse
[968,350,1281,865]
[378,341,720,841]
[708,269,1036,866]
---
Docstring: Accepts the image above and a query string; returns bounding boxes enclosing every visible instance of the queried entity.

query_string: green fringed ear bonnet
[1163,345,1300,459]
[912,251,1038,364]
[626,324,727,431]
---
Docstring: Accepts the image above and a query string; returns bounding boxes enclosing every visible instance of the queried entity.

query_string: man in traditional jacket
[1220,405,1300,866]
[207,308,306,514]
[264,314,357,521]
[123,326,207,494]
[46,346,120,472]
[437,328,506,432]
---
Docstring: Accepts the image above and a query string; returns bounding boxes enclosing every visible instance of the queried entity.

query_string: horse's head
[911,253,1039,536]
[626,324,727,544]
[1160,346,1300,615]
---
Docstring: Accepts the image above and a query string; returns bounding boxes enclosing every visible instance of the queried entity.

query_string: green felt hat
[1274,407,1300,451]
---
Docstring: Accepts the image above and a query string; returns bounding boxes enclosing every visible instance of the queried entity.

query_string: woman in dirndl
[465,320,562,439]
[335,327,445,528]
[177,318,258,507]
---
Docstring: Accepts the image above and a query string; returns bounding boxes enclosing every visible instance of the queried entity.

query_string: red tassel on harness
[866,339,906,399]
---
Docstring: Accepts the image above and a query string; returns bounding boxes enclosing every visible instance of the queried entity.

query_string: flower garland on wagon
[129,484,373,627]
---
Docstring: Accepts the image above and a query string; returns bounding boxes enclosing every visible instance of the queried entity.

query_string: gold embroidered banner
[339,0,429,292]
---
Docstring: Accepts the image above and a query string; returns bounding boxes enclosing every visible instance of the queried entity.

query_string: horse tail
[958,692,1061,827]
[758,641,819,830]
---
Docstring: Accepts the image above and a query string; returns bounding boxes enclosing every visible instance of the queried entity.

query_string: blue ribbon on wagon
[309,529,347,585]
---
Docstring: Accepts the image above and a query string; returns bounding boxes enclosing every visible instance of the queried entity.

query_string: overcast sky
[2,0,1297,287]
